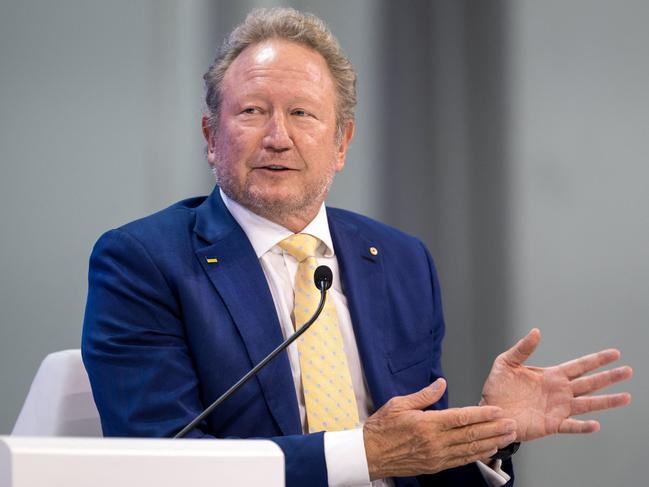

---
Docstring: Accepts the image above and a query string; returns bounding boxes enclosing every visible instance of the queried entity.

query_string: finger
[447,419,517,446]
[394,378,447,411]
[445,431,518,466]
[437,405,504,430]
[570,393,632,416]
[558,418,600,434]
[559,349,621,380]
[499,328,541,366]
[571,366,633,396]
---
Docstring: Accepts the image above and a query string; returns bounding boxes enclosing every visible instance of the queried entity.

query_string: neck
[252,204,321,233]
[219,188,323,234]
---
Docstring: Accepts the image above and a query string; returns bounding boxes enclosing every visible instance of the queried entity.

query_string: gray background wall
[1,1,646,485]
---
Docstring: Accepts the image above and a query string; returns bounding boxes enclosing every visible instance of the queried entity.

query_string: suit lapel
[193,189,301,436]
[328,211,393,409]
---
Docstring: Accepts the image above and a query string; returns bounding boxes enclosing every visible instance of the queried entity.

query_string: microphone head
[313,265,333,291]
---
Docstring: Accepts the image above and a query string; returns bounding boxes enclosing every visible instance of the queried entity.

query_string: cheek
[295,125,337,155]
[216,127,257,164]
[230,126,263,157]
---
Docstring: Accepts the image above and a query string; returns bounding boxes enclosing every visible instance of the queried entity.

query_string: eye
[240,107,261,115]
[291,109,310,117]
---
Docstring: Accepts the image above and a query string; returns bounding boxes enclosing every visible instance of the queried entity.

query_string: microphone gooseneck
[174,265,333,439]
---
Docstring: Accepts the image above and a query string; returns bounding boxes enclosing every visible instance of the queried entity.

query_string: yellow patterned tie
[278,234,360,432]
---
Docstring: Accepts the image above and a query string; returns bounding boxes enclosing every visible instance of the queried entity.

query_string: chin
[247,185,301,208]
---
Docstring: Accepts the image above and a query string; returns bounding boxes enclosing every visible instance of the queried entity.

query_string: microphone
[314,264,333,291]
[174,265,333,439]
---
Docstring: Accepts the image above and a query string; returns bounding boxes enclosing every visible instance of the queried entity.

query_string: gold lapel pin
[206,257,219,264]
[369,246,379,256]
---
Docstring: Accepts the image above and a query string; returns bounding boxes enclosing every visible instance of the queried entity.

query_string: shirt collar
[220,189,335,259]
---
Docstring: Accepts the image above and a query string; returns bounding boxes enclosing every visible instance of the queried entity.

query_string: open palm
[480,329,632,442]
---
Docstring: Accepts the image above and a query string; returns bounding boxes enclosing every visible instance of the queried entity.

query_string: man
[82,8,632,487]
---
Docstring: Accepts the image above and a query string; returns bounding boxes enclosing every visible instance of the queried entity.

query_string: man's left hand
[480,328,632,442]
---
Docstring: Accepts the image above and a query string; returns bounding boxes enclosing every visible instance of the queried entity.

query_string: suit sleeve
[81,229,328,487]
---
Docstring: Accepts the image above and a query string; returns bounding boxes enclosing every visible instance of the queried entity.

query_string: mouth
[256,164,295,172]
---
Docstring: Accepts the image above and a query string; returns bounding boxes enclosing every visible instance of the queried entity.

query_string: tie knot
[278,233,320,262]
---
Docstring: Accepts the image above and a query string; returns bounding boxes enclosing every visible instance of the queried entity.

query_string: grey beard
[210,164,334,225]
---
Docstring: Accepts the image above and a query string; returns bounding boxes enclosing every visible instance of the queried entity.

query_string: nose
[262,112,293,151]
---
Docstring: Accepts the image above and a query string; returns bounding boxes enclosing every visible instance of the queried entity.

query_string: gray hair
[204,7,357,139]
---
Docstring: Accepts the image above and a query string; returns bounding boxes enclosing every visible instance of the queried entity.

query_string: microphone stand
[174,281,328,439]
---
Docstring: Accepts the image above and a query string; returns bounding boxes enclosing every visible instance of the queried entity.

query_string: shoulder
[91,196,208,256]
[119,196,206,238]
[326,206,439,287]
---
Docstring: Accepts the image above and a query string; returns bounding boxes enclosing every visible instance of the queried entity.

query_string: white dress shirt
[220,190,509,487]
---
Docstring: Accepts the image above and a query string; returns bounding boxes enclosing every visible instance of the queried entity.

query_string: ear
[202,115,217,165]
[334,120,355,172]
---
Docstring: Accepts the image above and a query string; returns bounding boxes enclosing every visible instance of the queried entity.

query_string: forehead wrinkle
[239,63,328,84]
[226,70,333,106]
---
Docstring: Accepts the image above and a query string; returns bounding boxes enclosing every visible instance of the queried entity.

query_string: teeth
[267,165,286,170]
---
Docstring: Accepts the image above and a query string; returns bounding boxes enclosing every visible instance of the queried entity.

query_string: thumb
[396,378,447,411]
[500,327,541,366]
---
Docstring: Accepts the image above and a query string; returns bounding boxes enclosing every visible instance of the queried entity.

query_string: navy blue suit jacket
[82,188,513,487]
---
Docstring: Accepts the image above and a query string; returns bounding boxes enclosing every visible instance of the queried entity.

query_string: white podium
[0,436,284,487]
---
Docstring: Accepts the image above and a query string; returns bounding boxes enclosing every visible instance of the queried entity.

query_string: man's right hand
[363,378,517,480]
